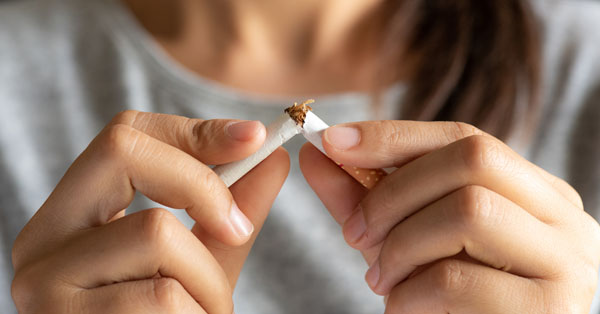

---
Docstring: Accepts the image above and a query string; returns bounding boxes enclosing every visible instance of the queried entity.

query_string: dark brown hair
[379,0,542,139]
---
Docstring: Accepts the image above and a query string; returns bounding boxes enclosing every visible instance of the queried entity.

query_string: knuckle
[362,197,389,229]
[547,175,584,210]
[190,119,217,148]
[439,122,483,144]
[575,214,600,268]
[11,233,26,270]
[379,230,407,270]
[197,169,229,205]
[110,110,140,126]
[431,260,469,299]
[140,208,179,251]
[589,218,600,260]
[363,184,401,230]
[201,166,222,190]
[11,265,43,312]
[452,122,483,139]
[13,263,77,314]
[212,280,234,313]
[453,186,496,229]
[11,271,31,310]
[459,135,505,175]
[379,121,404,145]
[383,287,404,314]
[369,121,405,159]
[151,278,187,313]
[99,124,139,159]
[573,192,585,210]
[544,288,587,314]
[580,264,600,297]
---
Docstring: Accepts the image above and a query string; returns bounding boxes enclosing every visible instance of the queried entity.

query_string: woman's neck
[122,0,386,96]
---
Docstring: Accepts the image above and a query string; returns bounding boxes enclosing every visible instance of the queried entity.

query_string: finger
[110,110,266,165]
[82,278,207,314]
[54,208,233,314]
[299,143,381,265]
[370,186,564,295]
[384,259,543,314]
[343,135,577,250]
[531,164,584,209]
[299,143,367,224]
[322,120,484,168]
[42,124,251,245]
[323,120,583,209]
[192,147,291,288]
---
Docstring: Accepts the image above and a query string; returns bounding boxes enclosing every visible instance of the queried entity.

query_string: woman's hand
[11,111,290,314]
[300,120,600,313]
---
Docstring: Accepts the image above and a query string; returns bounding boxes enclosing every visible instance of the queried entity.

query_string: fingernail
[325,126,361,151]
[366,261,380,289]
[226,121,261,141]
[229,202,254,238]
[344,205,366,245]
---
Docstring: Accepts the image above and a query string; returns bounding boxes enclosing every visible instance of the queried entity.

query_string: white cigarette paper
[213,114,301,187]
[214,100,387,189]
[301,111,386,189]
[301,111,329,155]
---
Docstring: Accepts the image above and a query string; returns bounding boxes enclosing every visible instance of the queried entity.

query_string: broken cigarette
[213,113,301,187]
[213,100,387,188]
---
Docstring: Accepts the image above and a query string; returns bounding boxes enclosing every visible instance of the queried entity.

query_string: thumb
[191,147,290,288]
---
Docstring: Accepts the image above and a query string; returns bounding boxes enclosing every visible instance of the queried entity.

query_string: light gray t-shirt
[1,0,600,313]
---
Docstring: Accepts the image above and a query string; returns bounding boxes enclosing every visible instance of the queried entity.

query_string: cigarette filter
[214,100,387,189]
[300,109,386,189]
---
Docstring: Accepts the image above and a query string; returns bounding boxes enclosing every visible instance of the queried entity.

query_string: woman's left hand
[300,120,600,313]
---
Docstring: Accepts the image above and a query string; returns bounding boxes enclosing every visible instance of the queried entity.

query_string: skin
[122,0,386,95]
[299,121,600,313]
[12,111,290,313]
[12,0,600,313]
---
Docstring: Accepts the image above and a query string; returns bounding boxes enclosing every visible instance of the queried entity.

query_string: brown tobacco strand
[286,99,387,189]
[285,99,314,126]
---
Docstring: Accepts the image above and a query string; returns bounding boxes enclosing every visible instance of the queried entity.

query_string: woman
[1,0,600,313]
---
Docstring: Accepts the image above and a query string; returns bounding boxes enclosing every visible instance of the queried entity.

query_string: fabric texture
[0,0,599,313]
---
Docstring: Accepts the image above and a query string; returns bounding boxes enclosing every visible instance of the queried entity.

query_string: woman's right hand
[10,111,290,314]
